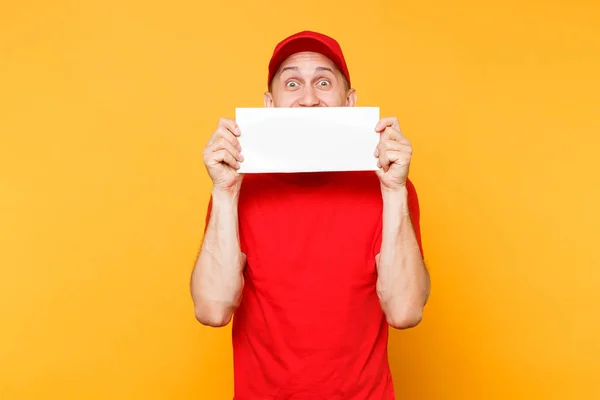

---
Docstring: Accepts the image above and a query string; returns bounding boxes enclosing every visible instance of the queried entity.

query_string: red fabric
[203,172,423,399]
[267,30,351,88]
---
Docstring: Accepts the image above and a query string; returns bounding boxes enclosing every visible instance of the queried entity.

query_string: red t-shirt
[204,171,423,399]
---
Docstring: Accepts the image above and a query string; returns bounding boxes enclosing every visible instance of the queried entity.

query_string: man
[191,31,430,399]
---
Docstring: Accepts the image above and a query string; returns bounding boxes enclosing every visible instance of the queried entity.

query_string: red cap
[267,31,351,88]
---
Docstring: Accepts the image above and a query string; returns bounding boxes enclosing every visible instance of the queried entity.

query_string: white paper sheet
[235,107,380,173]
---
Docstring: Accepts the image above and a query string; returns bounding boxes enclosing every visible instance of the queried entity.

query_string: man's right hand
[203,118,245,194]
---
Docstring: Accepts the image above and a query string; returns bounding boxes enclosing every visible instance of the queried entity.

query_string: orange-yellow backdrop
[1,0,599,399]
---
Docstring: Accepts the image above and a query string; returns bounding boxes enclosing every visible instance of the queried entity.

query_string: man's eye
[318,80,330,86]
[286,81,298,87]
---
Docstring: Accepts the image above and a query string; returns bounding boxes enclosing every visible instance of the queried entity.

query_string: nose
[298,86,320,107]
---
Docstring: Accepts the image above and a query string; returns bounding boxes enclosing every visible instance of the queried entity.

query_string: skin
[264,52,355,108]
[191,51,430,328]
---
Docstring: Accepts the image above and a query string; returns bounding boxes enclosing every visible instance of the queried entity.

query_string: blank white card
[235,107,380,173]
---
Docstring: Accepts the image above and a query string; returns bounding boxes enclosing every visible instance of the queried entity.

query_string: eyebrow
[279,66,335,74]
[315,66,334,73]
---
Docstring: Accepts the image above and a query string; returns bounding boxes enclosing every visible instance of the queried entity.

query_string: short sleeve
[406,179,424,259]
[203,196,213,234]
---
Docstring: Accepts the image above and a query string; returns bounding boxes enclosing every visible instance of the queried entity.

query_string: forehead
[277,51,338,72]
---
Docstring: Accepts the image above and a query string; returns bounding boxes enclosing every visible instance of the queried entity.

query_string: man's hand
[374,117,412,192]
[203,118,245,194]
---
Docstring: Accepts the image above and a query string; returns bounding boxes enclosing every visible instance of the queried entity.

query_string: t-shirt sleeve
[202,195,248,255]
[406,179,424,259]
[203,196,213,234]
[371,178,425,260]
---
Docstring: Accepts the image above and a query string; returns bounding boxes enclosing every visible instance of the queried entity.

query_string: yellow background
[1,0,598,399]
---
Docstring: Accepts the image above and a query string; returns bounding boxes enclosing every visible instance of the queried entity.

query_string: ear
[345,88,357,107]
[264,91,274,108]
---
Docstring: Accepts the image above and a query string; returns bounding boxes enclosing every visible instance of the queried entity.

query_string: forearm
[376,187,430,329]
[191,189,246,327]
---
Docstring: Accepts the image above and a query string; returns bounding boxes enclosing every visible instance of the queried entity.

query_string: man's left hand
[374,117,412,192]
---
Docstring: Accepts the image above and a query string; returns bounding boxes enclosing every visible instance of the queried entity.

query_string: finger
[211,137,244,162]
[378,149,390,171]
[379,150,410,171]
[380,139,412,155]
[374,142,380,157]
[375,116,401,133]
[209,126,242,151]
[379,150,411,172]
[218,118,241,137]
[212,149,240,170]
[381,127,410,145]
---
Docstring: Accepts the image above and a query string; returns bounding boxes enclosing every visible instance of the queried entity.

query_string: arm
[190,117,246,327]
[191,190,246,327]
[373,116,430,329]
[376,186,430,329]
